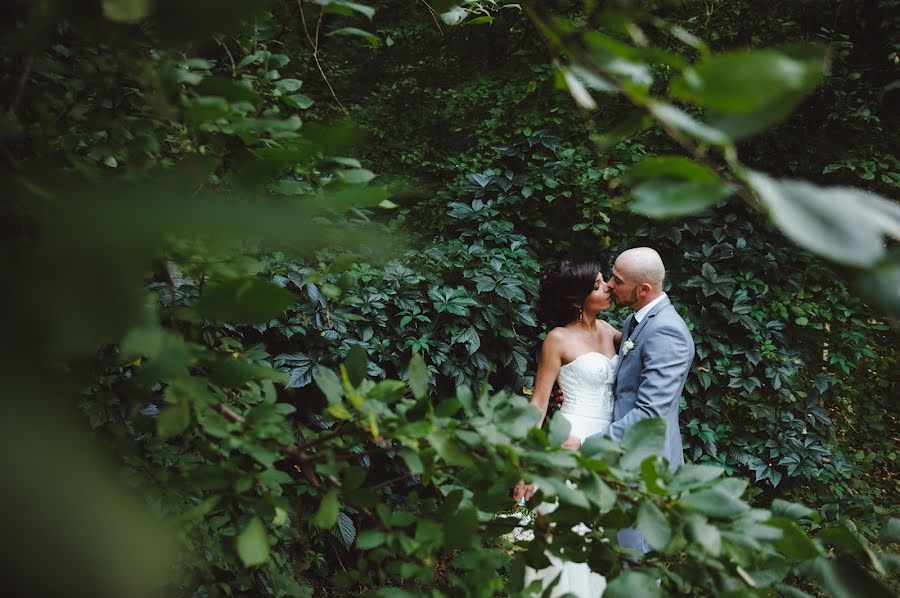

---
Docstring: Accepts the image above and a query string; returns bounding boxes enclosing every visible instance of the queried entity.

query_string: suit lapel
[613,296,672,379]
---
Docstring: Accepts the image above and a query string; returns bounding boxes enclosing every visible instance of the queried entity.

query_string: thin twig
[217,402,246,424]
[297,0,348,114]
[8,53,34,116]
[418,0,445,37]
[217,38,237,79]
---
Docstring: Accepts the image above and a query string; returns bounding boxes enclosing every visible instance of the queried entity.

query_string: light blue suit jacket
[607,295,694,470]
[595,295,694,554]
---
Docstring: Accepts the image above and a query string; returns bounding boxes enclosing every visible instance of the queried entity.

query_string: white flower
[622,339,635,356]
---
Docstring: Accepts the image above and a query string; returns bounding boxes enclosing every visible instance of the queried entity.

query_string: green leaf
[648,101,730,146]
[629,179,732,219]
[327,27,382,48]
[313,489,340,528]
[344,345,368,386]
[619,417,666,470]
[236,517,270,567]
[670,47,828,114]
[407,353,429,399]
[800,556,894,598]
[443,507,477,550]
[314,366,344,405]
[681,487,749,518]
[670,464,725,492]
[196,277,294,324]
[102,0,151,23]
[357,529,386,549]
[314,0,375,19]
[157,398,190,438]
[547,412,572,446]
[748,171,900,268]
[604,570,662,598]
[624,156,721,183]
[338,168,376,184]
[686,515,721,556]
[275,78,303,93]
[580,434,622,466]
[881,518,900,544]
[771,499,817,521]
[427,431,473,467]
[637,499,671,551]
[285,93,314,109]
[766,517,822,561]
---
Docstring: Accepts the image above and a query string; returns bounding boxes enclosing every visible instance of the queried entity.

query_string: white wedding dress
[524,352,617,597]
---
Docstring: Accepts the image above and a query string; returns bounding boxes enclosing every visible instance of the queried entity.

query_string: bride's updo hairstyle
[537,260,603,329]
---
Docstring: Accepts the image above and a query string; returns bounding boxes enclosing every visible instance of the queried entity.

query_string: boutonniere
[622,339,635,356]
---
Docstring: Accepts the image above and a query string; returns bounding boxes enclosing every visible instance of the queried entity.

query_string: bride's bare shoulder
[544,326,571,344]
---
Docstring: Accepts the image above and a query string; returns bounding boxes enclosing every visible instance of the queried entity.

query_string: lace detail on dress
[556,352,617,428]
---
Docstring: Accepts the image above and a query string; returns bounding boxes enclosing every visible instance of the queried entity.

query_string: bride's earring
[578,306,584,322]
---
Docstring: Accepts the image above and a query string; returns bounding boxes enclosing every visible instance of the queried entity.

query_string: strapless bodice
[556,352,616,439]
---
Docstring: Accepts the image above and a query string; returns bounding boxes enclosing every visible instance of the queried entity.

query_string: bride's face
[583,272,612,313]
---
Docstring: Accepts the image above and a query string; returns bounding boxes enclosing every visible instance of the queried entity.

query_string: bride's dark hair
[537,260,603,329]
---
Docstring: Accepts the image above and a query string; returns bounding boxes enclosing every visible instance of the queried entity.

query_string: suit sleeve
[607,323,694,443]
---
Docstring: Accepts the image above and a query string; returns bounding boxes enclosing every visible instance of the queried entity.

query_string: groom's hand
[553,387,565,410]
[561,435,582,450]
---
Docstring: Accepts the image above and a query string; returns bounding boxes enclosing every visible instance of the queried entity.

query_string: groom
[564,247,695,553]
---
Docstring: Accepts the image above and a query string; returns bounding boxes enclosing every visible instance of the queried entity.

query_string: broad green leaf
[648,101,730,146]
[547,412,572,446]
[748,171,900,268]
[157,398,190,438]
[800,556,894,598]
[196,277,294,324]
[881,518,900,544]
[275,78,303,93]
[619,417,666,470]
[356,529,386,549]
[766,517,822,561]
[686,515,721,556]
[670,464,725,493]
[580,433,622,466]
[629,179,732,219]
[314,0,375,19]
[313,489,340,528]
[344,345,369,386]
[338,168,376,185]
[236,517,270,567]
[637,499,671,551]
[681,487,749,518]
[771,499,817,521]
[443,507,477,550]
[670,47,827,114]
[407,353,429,399]
[531,475,590,509]
[427,431,472,467]
[327,27,382,48]
[285,94,315,109]
[314,366,343,405]
[604,570,662,598]
[624,156,720,183]
[102,0,151,23]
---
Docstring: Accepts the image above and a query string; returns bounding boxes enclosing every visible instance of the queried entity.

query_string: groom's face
[608,264,639,308]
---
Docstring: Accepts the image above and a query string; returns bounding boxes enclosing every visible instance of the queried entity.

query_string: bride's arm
[531,330,564,429]
[603,320,623,350]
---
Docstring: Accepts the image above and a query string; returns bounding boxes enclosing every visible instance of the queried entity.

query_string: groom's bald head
[617,247,665,291]
[608,247,665,310]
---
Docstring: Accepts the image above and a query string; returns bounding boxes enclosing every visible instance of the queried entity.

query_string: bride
[514,260,621,597]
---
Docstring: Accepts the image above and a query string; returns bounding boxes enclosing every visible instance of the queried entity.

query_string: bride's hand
[561,435,582,450]
[512,480,533,503]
